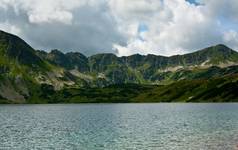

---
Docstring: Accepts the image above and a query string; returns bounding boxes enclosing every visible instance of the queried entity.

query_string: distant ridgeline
[0,30,238,103]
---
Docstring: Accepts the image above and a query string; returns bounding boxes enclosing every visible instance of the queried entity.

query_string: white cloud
[0,0,238,56]
[223,30,238,50]
[28,10,73,25]
[2,0,85,24]
[0,22,21,35]
[113,0,224,56]
[109,0,163,21]
[201,0,238,21]
[0,0,126,55]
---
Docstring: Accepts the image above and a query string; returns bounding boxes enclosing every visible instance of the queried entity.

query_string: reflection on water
[0,104,238,149]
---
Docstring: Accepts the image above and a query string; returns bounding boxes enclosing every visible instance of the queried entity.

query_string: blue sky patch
[138,23,149,33]
[186,0,201,6]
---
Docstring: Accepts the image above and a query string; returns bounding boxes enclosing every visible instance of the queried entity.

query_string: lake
[0,104,238,149]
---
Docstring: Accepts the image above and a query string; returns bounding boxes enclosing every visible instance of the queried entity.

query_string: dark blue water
[0,104,238,150]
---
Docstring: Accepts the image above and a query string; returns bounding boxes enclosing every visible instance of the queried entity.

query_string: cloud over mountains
[0,0,238,56]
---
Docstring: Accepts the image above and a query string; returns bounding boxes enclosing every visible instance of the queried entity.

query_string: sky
[0,0,238,56]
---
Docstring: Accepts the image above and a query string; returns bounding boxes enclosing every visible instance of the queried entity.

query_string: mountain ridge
[1,30,238,103]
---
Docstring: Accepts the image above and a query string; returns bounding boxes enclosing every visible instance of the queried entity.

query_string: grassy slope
[133,75,238,102]
[32,74,238,103]
[0,31,64,103]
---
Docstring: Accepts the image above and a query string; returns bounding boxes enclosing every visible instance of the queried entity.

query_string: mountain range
[0,30,238,103]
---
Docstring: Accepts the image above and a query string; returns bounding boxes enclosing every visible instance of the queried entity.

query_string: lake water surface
[0,104,238,150]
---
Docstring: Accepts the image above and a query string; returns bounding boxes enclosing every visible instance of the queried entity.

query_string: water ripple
[0,104,238,149]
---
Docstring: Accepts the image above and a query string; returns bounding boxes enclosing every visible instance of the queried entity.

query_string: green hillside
[27,75,238,103]
[0,30,238,103]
